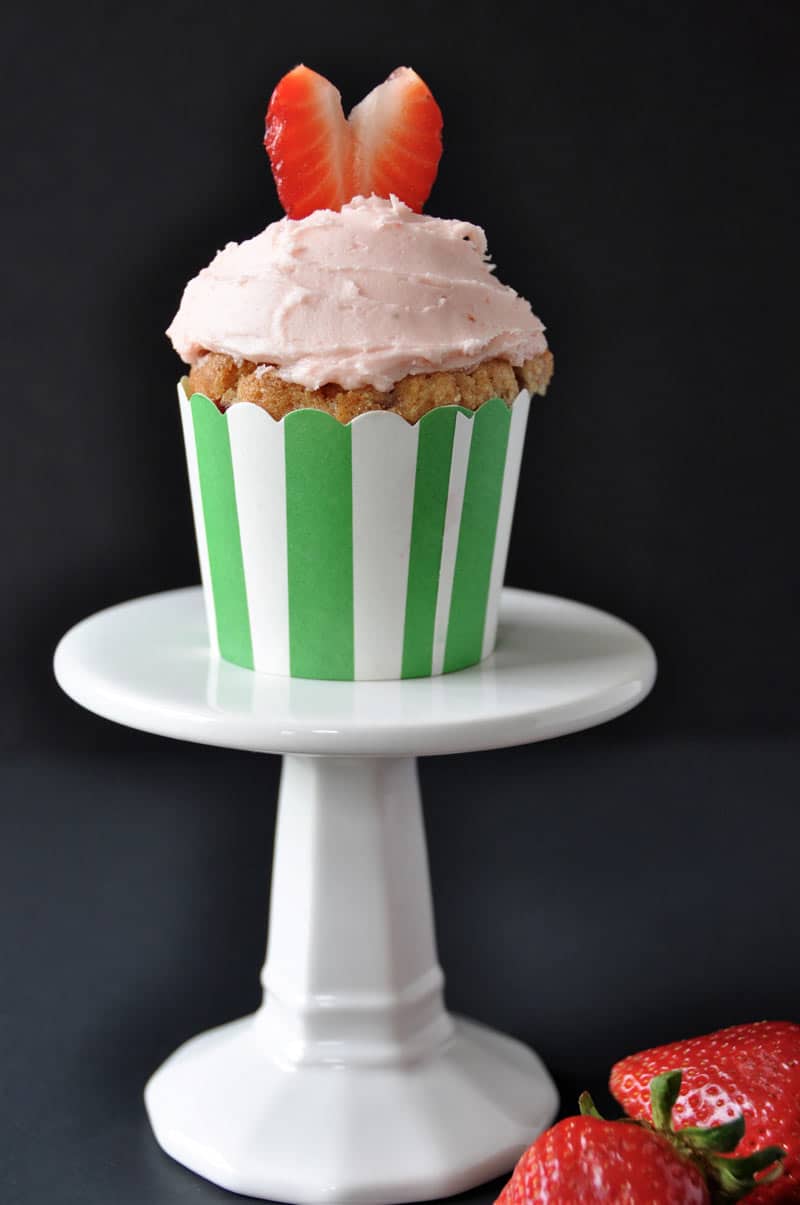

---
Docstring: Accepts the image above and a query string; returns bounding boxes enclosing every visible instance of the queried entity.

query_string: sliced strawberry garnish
[265,65,353,220]
[265,65,443,218]
[350,67,443,212]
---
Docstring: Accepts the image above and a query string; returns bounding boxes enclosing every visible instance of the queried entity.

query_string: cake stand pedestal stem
[257,755,453,1067]
[143,748,559,1203]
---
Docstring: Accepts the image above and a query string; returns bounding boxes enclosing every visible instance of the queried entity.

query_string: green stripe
[401,407,459,678]
[190,393,253,670]
[284,410,354,679]
[444,398,512,673]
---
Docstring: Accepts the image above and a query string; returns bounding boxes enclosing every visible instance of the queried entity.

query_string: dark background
[2,2,798,1202]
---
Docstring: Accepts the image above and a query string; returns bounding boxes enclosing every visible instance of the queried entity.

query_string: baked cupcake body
[187,349,553,424]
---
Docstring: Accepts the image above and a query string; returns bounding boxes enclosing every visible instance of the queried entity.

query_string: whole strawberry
[611,1022,800,1203]
[496,1113,709,1204]
[497,1071,784,1204]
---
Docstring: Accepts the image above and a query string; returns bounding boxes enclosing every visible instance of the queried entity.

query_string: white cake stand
[54,586,655,1205]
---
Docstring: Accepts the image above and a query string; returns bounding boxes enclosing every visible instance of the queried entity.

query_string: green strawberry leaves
[680,1115,746,1154]
[575,1069,785,1203]
[650,1069,682,1132]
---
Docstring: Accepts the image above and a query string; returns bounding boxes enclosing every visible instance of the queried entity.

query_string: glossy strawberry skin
[610,1021,800,1204]
[265,65,352,219]
[349,66,442,212]
[496,1115,709,1205]
[265,65,442,219]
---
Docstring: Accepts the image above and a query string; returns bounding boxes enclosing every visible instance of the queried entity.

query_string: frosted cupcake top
[166,195,547,394]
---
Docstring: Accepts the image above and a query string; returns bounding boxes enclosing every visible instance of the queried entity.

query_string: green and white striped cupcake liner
[179,382,531,680]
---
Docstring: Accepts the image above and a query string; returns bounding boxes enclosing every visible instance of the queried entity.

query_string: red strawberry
[497,1071,784,1205]
[497,1114,710,1205]
[610,1022,800,1204]
[264,65,442,219]
[265,65,353,220]
[349,67,443,213]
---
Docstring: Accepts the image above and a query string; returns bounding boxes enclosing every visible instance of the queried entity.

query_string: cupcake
[167,66,553,681]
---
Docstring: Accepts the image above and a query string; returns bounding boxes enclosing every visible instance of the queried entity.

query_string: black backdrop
[2,3,799,1203]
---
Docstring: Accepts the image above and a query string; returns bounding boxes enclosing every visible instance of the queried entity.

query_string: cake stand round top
[54,586,655,757]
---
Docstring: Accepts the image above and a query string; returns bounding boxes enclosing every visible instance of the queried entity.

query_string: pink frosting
[166,195,548,393]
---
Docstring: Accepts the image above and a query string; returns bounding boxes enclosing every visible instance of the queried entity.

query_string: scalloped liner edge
[177,381,531,680]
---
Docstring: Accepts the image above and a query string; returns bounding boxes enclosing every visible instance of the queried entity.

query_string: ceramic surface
[54,587,656,756]
[53,587,655,1203]
[145,755,557,1203]
[146,1014,556,1205]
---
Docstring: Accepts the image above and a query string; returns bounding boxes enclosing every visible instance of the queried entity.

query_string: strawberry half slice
[349,67,443,213]
[265,65,353,220]
[264,65,443,218]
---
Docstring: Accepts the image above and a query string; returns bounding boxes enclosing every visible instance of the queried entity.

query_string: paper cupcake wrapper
[178,383,530,680]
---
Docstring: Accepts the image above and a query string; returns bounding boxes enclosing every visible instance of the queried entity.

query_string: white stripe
[227,403,290,677]
[482,390,531,659]
[351,412,419,680]
[177,382,219,657]
[431,411,472,676]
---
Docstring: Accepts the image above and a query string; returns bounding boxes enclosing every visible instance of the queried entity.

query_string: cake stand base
[145,1015,555,1205]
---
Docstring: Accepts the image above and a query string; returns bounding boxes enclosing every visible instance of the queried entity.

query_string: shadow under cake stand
[54,585,656,1205]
